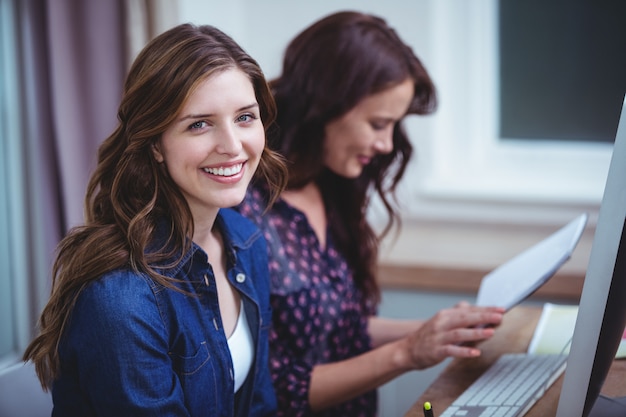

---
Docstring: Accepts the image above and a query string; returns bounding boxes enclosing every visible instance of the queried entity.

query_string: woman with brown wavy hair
[237,11,504,416]
[23,23,286,417]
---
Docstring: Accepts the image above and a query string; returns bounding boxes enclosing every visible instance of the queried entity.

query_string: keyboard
[439,353,567,417]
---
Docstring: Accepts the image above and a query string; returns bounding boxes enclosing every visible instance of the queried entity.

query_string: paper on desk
[476,213,587,310]
[527,303,626,358]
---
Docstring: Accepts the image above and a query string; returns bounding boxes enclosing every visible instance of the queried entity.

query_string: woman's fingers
[431,306,504,332]
[405,305,504,369]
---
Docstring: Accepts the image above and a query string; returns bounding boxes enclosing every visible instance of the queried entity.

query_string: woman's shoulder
[68,269,160,331]
[79,269,154,303]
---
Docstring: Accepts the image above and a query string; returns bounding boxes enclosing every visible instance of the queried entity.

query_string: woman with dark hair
[23,23,287,416]
[237,11,504,416]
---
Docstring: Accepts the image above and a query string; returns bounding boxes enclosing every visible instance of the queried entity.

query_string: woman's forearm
[368,316,424,348]
[308,338,412,411]
[308,306,504,411]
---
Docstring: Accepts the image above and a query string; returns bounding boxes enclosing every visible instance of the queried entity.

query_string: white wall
[178,1,433,81]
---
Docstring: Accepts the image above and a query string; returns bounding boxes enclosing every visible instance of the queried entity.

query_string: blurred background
[1,0,625,415]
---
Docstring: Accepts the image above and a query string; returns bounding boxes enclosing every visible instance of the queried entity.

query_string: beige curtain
[48,0,179,229]
[125,0,180,66]
[46,0,127,229]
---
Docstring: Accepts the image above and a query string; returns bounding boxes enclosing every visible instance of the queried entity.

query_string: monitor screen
[555,96,626,417]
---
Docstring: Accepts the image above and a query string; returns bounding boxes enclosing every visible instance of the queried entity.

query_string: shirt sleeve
[57,272,191,417]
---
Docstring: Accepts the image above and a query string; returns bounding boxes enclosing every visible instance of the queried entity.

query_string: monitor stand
[589,395,626,417]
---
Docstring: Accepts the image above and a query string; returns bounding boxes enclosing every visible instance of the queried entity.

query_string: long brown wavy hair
[270,11,437,306]
[23,23,287,389]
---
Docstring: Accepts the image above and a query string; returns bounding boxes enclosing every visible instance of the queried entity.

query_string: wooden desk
[405,305,626,417]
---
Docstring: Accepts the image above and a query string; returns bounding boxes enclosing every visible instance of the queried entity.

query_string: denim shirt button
[235,273,246,283]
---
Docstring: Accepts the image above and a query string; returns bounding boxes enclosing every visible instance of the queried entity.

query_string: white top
[227,301,253,392]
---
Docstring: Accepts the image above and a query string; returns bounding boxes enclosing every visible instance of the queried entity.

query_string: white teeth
[203,163,243,177]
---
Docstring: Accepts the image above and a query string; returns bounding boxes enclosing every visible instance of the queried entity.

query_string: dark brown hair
[23,23,287,389]
[270,11,437,305]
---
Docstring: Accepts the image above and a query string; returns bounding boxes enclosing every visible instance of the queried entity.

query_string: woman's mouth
[202,163,243,177]
[357,156,372,166]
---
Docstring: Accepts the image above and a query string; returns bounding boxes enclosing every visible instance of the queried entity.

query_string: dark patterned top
[236,185,377,417]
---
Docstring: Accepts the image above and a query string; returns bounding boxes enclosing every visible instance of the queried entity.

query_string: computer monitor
[555,95,626,417]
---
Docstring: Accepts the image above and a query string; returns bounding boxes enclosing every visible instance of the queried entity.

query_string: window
[499,0,626,143]
[403,0,621,225]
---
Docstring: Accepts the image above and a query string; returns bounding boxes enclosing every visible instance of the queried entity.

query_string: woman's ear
[152,142,164,163]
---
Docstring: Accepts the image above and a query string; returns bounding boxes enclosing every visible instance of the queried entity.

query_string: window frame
[396,0,611,226]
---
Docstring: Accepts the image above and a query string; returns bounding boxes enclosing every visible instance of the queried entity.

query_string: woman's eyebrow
[177,103,259,122]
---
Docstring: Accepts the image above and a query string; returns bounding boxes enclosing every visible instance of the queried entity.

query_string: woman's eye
[236,113,258,123]
[371,120,395,131]
[189,121,208,131]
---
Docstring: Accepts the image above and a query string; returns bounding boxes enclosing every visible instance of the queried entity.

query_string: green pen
[423,401,434,417]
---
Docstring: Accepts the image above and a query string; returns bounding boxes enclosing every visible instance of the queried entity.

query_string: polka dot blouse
[237,186,378,417]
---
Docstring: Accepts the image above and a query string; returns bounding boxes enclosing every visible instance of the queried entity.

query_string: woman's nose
[216,125,243,155]
[373,133,393,154]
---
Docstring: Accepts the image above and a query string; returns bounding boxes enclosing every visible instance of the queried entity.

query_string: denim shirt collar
[151,208,262,279]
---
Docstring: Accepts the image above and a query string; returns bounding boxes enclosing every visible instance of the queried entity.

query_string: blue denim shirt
[52,209,277,417]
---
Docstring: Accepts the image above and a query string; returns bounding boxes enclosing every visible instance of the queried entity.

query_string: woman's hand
[400,303,505,370]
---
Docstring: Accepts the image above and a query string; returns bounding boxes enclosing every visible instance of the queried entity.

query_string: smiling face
[322,78,414,178]
[153,68,265,222]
